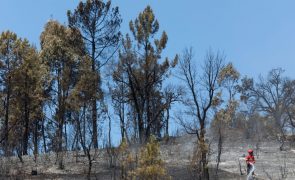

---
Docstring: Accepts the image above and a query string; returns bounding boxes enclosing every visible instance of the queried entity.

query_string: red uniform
[245,154,255,164]
[246,149,256,175]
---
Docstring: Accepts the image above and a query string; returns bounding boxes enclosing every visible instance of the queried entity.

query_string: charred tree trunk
[22,109,29,155]
[42,116,47,153]
[87,150,92,180]
[33,118,38,156]
[119,101,126,140]
[23,96,30,155]
[92,100,98,148]
[4,80,10,156]
[216,127,223,175]
[22,73,30,155]
[200,126,209,180]
[57,113,64,169]
[165,108,170,137]
[57,69,65,169]
[91,40,98,149]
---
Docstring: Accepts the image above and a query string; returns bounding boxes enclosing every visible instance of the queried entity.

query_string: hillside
[0,132,295,180]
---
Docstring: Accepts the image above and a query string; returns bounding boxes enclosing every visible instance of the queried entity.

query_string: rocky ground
[0,132,295,179]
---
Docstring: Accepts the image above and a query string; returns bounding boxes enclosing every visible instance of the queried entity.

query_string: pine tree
[0,31,49,157]
[11,39,49,156]
[0,31,23,156]
[130,136,170,180]
[113,6,178,143]
[68,0,122,149]
[40,20,85,168]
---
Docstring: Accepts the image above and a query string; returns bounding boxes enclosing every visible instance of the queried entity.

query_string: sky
[1,0,295,79]
[1,0,295,144]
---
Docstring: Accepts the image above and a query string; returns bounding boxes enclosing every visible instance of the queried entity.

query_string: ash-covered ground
[0,131,294,179]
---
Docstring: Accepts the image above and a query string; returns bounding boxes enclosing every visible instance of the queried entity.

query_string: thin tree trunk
[23,111,29,155]
[42,116,47,153]
[57,68,64,169]
[91,39,98,149]
[64,121,67,151]
[83,104,86,146]
[109,114,112,148]
[108,113,113,167]
[4,83,10,156]
[92,100,98,148]
[22,73,30,155]
[4,55,11,157]
[71,129,78,151]
[58,117,64,169]
[33,119,38,156]
[77,108,93,179]
[87,151,92,180]
[202,150,209,180]
[119,101,126,140]
[200,125,209,180]
[216,127,223,175]
[146,96,151,141]
[23,98,29,155]
[165,108,170,137]
[138,118,144,143]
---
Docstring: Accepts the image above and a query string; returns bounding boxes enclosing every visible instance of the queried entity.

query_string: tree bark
[200,123,209,180]
[92,100,98,148]
[165,108,170,137]
[33,118,38,156]
[22,107,29,155]
[42,116,47,153]
[4,79,10,156]
[91,40,98,149]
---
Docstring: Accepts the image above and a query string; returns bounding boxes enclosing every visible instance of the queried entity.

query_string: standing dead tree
[238,68,295,150]
[178,47,224,180]
[212,62,240,175]
[74,110,100,180]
